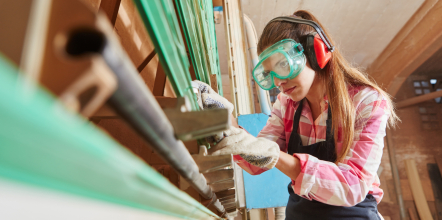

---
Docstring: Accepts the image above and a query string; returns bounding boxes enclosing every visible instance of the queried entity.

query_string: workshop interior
[1,0,442,220]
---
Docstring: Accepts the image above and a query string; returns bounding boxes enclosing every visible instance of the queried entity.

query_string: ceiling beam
[396,89,442,109]
[367,0,442,96]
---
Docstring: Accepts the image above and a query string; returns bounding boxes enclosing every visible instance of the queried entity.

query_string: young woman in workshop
[195,10,398,220]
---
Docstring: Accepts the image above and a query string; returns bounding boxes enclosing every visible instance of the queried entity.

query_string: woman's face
[272,62,316,101]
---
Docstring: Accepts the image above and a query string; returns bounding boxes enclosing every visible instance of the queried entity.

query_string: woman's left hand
[209,126,280,170]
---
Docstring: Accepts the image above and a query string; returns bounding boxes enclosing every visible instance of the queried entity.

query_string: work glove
[208,126,280,170]
[191,80,234,142]
[191,80,234,116]
[192,80,280,169]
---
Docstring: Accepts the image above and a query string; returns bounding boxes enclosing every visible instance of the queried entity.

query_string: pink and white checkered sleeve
[292,89,390,206]
[234,95,287,175]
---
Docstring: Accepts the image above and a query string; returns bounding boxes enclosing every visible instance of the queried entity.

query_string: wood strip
[428,163,442,220]
[99,0,121,26]
[137,50,157,73]
[405,159,434,220]
[153,63,167,96]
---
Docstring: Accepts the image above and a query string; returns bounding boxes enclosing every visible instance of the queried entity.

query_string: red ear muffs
[305,32,332,71]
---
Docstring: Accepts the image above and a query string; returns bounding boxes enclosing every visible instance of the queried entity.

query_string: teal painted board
[237,114,290,209]
[0,55,219,219]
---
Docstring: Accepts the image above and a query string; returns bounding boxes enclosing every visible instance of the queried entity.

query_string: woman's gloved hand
[191,80,234,115]
[208,126,280,169]
[192,80,280,169]
[192,80,234,142]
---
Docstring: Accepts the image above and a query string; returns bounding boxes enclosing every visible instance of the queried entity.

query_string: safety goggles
[252,39,306,90]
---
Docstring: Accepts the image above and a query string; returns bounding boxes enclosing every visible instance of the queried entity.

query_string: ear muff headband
[267,16,334,52]
[266,16,334,70]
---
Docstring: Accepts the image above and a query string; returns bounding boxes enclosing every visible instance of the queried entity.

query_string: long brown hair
[258,10,399,163]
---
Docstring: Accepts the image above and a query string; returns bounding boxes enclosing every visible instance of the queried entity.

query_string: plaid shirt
[234,85,390,207]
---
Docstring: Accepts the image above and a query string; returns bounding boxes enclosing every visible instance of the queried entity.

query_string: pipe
[100,39,216,198]
[67,23,226,210]
[396,89,442,108]
[243,14,272,115]
[385,130,407,220]
[0,55,221,219]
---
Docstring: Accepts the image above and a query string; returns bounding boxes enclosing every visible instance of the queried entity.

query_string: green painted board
[0,55,219,219]
[174,0,223,95]
[133,0,199,110]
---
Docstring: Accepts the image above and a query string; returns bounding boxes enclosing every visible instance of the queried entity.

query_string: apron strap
[287,99,304,155]
[287,99,334,156]
[325,103,333,141]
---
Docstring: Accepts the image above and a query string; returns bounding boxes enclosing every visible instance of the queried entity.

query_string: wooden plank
[114,0,157,90]
[405,159,434,220]
[210,74,219,93]
[428,163,442,220]
[99,0,121,26]
[153,63,167,96]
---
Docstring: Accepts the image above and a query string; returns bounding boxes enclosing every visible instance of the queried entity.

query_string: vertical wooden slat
[222,0,254,116]
[153,63,167,96]
[405,159,434,220]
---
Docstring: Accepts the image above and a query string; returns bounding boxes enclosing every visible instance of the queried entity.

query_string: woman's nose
[273,76,287,87]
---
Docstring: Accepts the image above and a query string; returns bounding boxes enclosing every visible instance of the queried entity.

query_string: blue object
[213,6,223,12]
[237,114,291,209]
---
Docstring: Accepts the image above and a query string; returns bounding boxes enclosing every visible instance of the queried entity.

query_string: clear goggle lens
[253,39,306,90]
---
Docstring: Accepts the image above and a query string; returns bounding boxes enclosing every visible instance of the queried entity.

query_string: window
[419,106,439,130]
[413,80,432,96]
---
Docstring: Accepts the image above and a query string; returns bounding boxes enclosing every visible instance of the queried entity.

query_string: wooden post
[385,131,407,220]
[405,159,434,220]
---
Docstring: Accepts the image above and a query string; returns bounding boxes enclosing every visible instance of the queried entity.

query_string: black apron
[285,99,380,220]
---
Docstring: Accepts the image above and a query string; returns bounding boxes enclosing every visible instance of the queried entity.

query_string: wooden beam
[153,63,167,96]
[367,0,442,96]
[396,89,442,108]
[405,159,434,220]
[99,0,121,26]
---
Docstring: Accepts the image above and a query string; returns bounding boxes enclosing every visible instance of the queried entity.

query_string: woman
[197,10,398,220]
